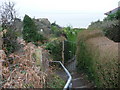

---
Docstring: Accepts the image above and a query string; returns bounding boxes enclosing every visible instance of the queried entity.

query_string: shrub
[2,28,19,55]
[103,23,120,42]
[107,10,120,20]
[63,26,83,62]
[88,10,120,42]
[46,71,65,88]
[76,30,119,88]
[22,15,46,43]
[45,39,62,61]
[51,23,63,37]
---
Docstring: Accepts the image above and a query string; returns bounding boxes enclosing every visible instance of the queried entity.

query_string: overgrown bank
[88,10,120,42]
[76,30,119,88]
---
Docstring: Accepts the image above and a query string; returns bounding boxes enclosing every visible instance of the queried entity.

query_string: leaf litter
[1,38,48,88]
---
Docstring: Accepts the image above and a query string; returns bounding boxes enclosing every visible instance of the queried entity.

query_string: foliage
[0,26,2,31]
[103,10,120,42]
[22,15,46,43]
[64,40,76,63]
[63,26,84,62]
[46,72,65,88]
[63,26,75,41]
[63,26,84,42]
[103,23,120,42]
[45,39,62,61]
[76,30,119,88]
[88,11,120,42]
[106,10,120,20]
[0,1,17,30]
[2,29,18,55]
[76,40,97,83]
[51,22,63,37]
[0,1,19,55]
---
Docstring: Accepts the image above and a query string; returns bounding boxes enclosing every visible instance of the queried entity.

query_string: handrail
[50,61,72,90]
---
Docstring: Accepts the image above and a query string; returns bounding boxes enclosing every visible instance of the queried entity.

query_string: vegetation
[76,30,119,88]
[46,72,65,88]
[0,26,2,31]
[1,1,119,88]
[22,15,46,44]
[0,1,19,55]
[47,23,84,62]
[88,10,120,42]
[2,29,18,55]
[51,22,63,37]
[63,26,84,62]
[45,38,62,61]
[105,10,120,20]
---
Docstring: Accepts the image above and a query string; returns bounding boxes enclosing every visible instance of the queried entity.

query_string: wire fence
[64,40,76,63]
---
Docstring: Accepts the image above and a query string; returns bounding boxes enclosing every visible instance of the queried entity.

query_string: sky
[0,0,119,28]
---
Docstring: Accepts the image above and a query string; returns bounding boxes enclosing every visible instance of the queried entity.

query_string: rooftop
[105,6,120,15]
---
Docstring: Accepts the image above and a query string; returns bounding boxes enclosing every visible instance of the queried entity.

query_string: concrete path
[52,58,95,88]
[65,58,95,88]
[71,71,95,88]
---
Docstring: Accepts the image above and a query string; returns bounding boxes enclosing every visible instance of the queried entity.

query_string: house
[104,6,120,15]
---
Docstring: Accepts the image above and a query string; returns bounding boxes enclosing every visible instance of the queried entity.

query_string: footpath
[54,58,95,88]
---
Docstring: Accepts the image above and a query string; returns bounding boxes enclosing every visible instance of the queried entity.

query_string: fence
[64,40,76,63]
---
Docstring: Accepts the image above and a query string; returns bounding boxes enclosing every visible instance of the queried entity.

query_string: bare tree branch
[0,1,17,29]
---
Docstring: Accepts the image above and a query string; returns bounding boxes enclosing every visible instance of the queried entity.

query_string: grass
[0,27,2,31]
[76,30,119,88]
[45,71,65,88]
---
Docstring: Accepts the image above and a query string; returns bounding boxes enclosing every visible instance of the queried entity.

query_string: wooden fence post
[62,40,64,65]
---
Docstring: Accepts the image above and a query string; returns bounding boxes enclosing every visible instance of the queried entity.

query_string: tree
[0,1,17,29]
[22,14,37,42]
[0,1,18,55]
[22,15,45,43]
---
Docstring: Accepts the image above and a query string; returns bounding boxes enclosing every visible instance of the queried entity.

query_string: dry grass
[76,30,119,88]
[77,30,103,43]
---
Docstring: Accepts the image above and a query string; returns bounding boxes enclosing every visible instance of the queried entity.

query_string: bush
[88,10,120,42]
[46,71,65,88]
[45,39,62,61]
[63,26,83,62]
[106,10,120,20]
[76,30,119,88]
[103,23,120,42]
[22,15,46,43]
[2,28,19,55]
[51,23,63,37]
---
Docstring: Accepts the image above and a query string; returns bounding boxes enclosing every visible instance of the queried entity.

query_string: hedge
[76,30,119,88]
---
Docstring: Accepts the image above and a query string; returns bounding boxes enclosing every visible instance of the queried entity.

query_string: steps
[71,71,94,88]
[66,58,95,88]
[52,58,95,89]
